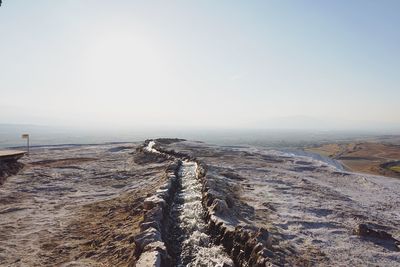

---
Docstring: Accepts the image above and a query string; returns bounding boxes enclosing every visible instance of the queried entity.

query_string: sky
[0,0,399,132]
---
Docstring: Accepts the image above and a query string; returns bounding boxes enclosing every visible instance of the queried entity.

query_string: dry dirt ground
[0,143,171,266]
[306,142,400,178]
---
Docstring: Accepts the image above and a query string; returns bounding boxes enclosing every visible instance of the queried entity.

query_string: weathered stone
[140,221,160,232]
[236,229,250,244]
[211,199,229,215]
[143,241,167,253]
[213,221,226,244]
[258,248,274,258]
[221,230,235,253]
[255,228,270,245]
[134,228,162,251]
[244,238,257,260]
[255,256,267,266]
[156,188,170,199]
[143,206,163,223]
[249,243,264,265]
[237,250,245,266]
[143,196,166,210]
[230,245,241,261]
[204,192,215,207]
[135,250,162,267]
[355,223,397,241]
[208,220,218,236]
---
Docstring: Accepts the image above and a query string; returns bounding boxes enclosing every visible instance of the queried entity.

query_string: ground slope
[161,140,400,266]
[0,143,171,266]
[1,140,399,266]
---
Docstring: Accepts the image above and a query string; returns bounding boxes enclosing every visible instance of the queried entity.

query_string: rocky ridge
[133,139,276,266]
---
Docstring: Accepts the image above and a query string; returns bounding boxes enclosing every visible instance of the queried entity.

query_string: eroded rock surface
[0,143,171,266]
[158,140,400,266]
[1,139,399,266]
[0,159,23,185]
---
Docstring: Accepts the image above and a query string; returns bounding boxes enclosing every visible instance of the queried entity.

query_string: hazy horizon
[1,1,399,132]
[0,122,397,149]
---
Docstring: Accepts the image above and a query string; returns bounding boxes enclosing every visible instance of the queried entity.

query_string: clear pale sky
[0,1,399,131]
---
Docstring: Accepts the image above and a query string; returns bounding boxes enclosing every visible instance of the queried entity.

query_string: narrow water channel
[144,141,232,266]
[169,161,233,266]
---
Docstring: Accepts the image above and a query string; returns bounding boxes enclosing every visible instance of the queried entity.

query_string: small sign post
[21,134,29,155]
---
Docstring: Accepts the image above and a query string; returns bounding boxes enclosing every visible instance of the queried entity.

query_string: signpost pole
[21,134,30,155]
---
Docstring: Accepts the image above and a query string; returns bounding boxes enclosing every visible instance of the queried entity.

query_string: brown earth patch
[306,142,400,178]
[29,158,97,168]
[40,189,147,267]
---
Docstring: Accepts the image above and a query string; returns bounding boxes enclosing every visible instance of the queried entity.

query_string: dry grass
[40,184,161,267]
[307,142,400,178]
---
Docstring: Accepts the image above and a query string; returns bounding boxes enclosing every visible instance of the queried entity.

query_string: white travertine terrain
[0,140,399,266]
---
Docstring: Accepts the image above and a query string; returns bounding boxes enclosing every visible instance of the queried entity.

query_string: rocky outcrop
[152,140,278,266]
[135,140,279,266]
[198,162,277,267]
[355,224,400,252]
[133,160,181,266]
[133,146,169,165]
[0,159,24,185]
